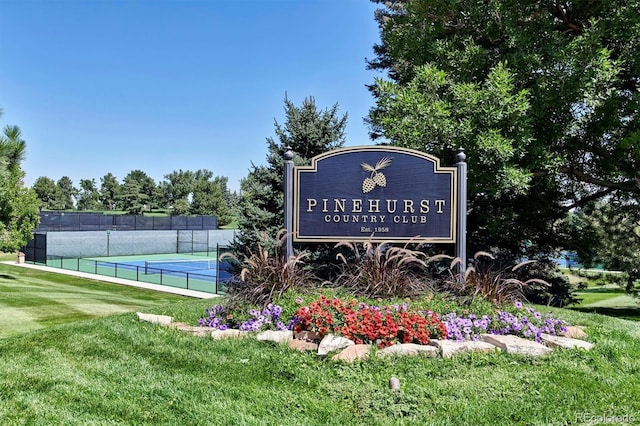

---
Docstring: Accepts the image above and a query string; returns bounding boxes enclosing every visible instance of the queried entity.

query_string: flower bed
[292,295,447,348]
[443,301,569,342]
[199,303,292,332]
[198,296,570,348]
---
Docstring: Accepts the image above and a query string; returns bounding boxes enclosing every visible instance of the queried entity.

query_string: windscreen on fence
[34,212,218,232]
[40,229,237,259]
[23,233,47,263]
[46,231,178,258]
[178,230,209,255]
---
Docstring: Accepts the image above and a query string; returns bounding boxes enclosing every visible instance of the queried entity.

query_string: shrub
[576,282,588,290]
[520,259,577,307]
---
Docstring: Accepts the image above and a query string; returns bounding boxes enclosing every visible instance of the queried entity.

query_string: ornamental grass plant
[332,239,447,299]
[443,251,550,306]
[221,230,318,308]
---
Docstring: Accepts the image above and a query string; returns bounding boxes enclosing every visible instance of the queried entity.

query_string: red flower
[292,295,447,346]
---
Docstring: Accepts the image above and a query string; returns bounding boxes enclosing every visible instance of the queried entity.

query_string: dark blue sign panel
[293,146,457,243]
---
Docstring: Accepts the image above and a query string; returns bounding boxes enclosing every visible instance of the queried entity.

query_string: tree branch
[559,166,636,191]
[554,3,583,34]
[534,167,635,191]
[560,187,616,213]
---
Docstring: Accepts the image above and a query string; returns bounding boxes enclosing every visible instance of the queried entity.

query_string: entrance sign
[292,146,457,243]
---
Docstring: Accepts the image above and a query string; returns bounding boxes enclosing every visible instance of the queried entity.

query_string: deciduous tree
[190,171,233,225]
[77,178,101,211]
[163,169,195,213]
[367,0,640,257]
[32,176,60,210]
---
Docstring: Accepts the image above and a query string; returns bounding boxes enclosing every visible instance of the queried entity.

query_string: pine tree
[0,110,40,252]
[233,96,347,255]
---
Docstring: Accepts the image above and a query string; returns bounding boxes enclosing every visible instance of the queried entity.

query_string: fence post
[456,148,468,274]
[283,147,294,260]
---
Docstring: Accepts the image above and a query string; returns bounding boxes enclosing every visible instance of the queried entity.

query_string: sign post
[455,148,467,274]
[283,147,294,259]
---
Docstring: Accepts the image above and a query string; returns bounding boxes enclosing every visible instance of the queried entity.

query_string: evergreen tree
[121,170,156,213]
[56,176,77,210]
[563,200,640,292]
[99,173,121,211]
[119,180,148,216]
[233,96,347,255]
[0,110,40,252]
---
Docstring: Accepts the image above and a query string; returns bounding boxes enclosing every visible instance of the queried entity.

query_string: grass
[1,261,639,424]
[562,269,640,322]
[0,261,190,338]
[1,299,639,425]
[221,219,238,230]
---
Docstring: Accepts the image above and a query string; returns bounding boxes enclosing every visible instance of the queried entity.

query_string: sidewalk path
[3,261,219,299]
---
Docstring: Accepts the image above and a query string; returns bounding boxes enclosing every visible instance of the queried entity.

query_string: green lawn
[0,262,639,424]
[563,269,640,321]
[0,261,190,338]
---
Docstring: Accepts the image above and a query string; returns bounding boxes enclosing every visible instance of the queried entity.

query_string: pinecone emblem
[362,177,376,193]
[361,157,392,193]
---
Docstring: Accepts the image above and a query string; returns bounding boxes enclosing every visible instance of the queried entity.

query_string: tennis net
[144,259,215,274]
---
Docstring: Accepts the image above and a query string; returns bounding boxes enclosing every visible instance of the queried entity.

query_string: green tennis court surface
[47,253,232,295]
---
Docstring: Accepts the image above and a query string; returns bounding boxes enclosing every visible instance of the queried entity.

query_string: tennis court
[47,253,234,294]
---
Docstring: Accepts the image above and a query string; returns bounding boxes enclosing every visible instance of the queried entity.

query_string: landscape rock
[288,339,319,352]
[211,329,249,340]
[294,331,323,342]
[136,312,173,326]
[256,330,294,344]
[317,334,354,356]
[540,333,594,350]
[481,334,553,357]
[378,343,438,358]
[172,323,210,337]
[332,344,371,362]
[562,326,588,339]
[389,377,400,391]
[430,339,499,358]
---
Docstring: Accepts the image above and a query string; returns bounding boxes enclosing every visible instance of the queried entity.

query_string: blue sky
[0,0,382,192]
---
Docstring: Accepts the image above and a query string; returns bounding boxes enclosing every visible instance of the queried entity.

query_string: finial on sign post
[456,147,466,163]
[284,146,294,161]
